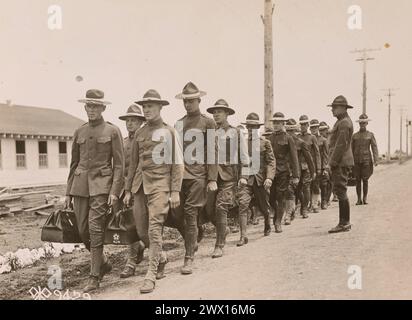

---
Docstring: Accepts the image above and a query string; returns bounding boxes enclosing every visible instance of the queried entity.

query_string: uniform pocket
[97,136,112,153]
[100,168,112,176]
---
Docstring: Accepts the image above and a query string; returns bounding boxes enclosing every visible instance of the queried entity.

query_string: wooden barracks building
[0,102,85,187]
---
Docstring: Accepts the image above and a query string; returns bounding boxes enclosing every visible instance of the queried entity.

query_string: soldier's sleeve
[288,135,300,179]
[110,127,125,197]
[206,118,218,181]
[351,133,355,156]
[238,128,250,180]
[320,138,329,170]
[66,129,80,196]
[264,139,276,180]
[370,133,379,163]
[312,136,321,172]
[125,132,139,192]
[171,127,184,192]
[302,140,315,176]
[329,121,351,167]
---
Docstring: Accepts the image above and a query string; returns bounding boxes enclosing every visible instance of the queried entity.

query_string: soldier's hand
[65,196,73,209]
[263,179,272,191]
[107,194,118,207]
[292,177,300,186]
[123,191,132,207]
[170,192,180,209]
[238,178,248,187]
[207,181,218,192]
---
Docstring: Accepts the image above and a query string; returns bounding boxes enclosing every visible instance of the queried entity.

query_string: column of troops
[65,83,379,294]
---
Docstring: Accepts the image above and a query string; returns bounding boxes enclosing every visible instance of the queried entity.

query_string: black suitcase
[41,209,82,243]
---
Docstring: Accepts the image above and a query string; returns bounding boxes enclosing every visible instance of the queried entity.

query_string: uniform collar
[89,117,104,128]
[147,117,163,127]
[337,112,349,120]
[128,131,135,139]
[187,109,201,118]
[217,120,231,131]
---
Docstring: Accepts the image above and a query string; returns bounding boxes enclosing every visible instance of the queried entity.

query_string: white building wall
[0,138,73,188]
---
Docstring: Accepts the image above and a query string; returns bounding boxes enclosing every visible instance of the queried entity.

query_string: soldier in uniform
[285,118,315,222]
[351,114,379,205]
[319,121,333,207]
[237,113,275,243]
[298,115,321,213]
[326,96,354,234]
[124,89,184,293]
[267,112,300,233]
[65,89,124,292]
[174,82,218,275]
[309,119,330,210]
[118,104,147,279]
[207,99,249,258]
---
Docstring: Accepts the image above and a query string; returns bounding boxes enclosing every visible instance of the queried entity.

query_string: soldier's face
[272,120,284,132]
[310,126,319,135]
[142,103,162,121]
[125,117,143,133]
[85,104,105,121]
[320,129,328,137]
[359,122,368,130]
[183,98,200,114]
[247,124,261,136]
[300,123,309,133]
[332,105,346,117]
[212,109,229,125]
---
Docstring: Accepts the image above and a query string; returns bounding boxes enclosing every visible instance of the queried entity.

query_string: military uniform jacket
[125,117,184,195]
[175,111,218,181]
[299,132,321,172]
[246,135,276,186]
[123,134,134,176]
[216,122,249,182]
[267,131,300,178]
[290,134,315,176]
[328,113,354,167]
[66,117,124,197]
[315,134,329,170]
[351,130,379,164]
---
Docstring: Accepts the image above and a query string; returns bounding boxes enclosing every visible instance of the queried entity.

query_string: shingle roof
[0,103,85,136]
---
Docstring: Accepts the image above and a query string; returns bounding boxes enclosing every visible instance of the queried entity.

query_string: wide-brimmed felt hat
[327,95,354,109]
[319,121,329,130]
[285,118,299,130]
[78,89,111,105]
[136,89,169,106]
[356,113,371,123]
[271,112,286,121]
[299,115,310,124]
[207,99,235,115]
[262,127,274,136]
[241,112,264,126]
[175,82,207,100]
[119,104,146,121]
[309,119,320,127]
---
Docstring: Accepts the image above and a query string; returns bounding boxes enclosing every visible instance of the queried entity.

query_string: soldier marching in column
[65,86,377,294]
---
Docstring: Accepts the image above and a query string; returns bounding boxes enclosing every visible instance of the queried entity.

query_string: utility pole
[381,88,399,162]
[406,117,409,158]
[261,0,275,129]
[351,48,380,114]
[398,107,405,163]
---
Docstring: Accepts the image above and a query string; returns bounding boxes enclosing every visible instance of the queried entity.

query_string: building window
[39,141,48,168]
[59,141,68,168]
[16,140,26,169]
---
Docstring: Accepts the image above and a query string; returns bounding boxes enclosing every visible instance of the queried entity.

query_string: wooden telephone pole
[261,0,275,129]
[351,48,380,114]
[382,88,399,162]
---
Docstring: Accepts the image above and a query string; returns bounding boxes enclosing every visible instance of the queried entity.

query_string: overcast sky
[1,0,411,154]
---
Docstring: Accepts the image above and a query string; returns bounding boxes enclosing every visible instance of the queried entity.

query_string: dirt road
[2,161,411,300]
[94,161,412,300]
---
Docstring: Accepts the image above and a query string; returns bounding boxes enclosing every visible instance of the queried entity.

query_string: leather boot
[236,236,249,247]
[156,256,168,280]
[356,180,362,205]
[263,213,271,236]
[197,224,205,243]
[340,199,351,226]
[321,199,328,210]
[180,258,193,275]
[284,200,294,225]
[363,179,369,204]
[120,265,135,279]
[83,275,99,293]
[328,224,351,233]
[311,194,320,213]
[140,279,155,294]
[212,246,223,258]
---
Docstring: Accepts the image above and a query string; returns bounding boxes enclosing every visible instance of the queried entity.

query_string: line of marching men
[65,82,379,294]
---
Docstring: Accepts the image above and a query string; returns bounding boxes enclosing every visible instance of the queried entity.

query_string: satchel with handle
[104,207,139,245]
[41,209,82,243]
